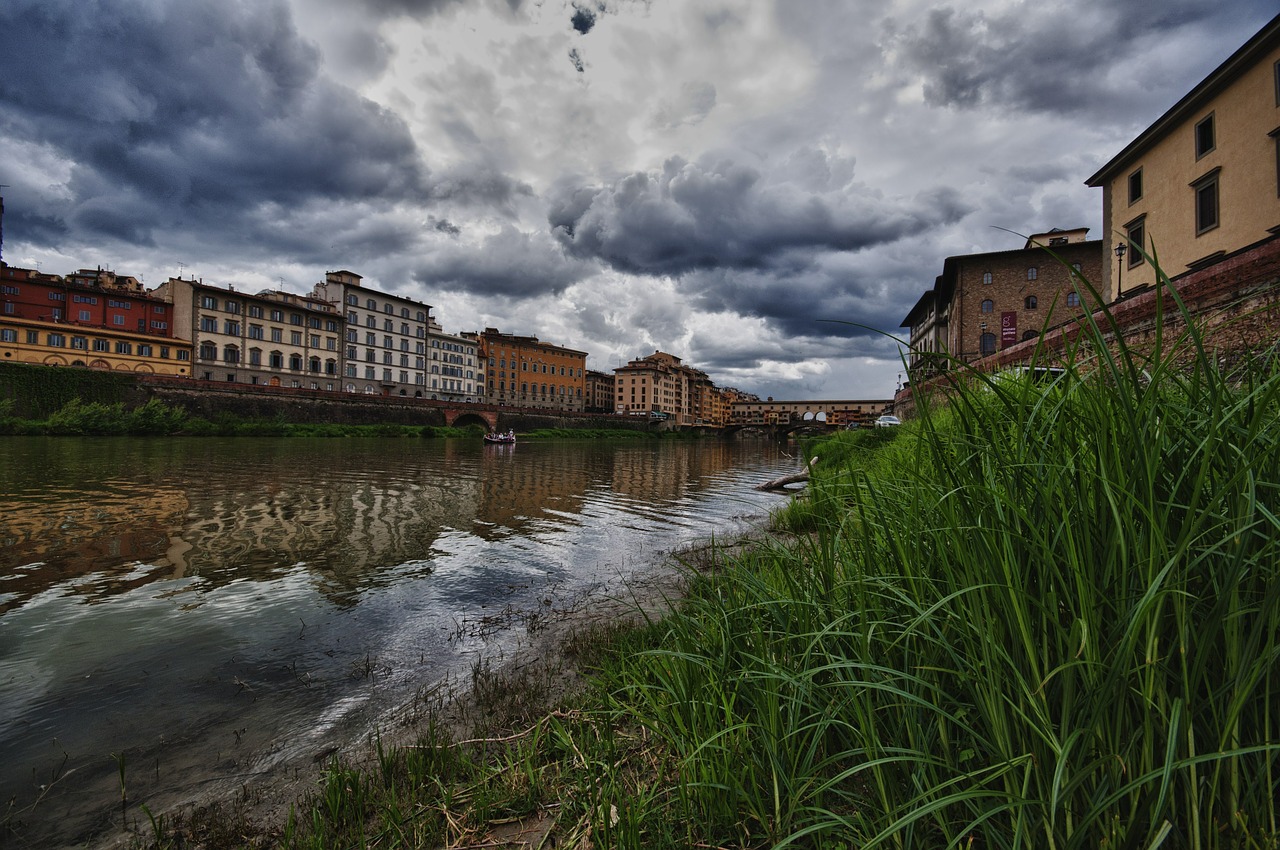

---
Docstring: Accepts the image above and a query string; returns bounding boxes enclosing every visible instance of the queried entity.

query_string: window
[249,348,261,366]
[224,345,239,363]
[177,350,190,361]
[270,328,282,343]
[112,315,124,325]
[201,295,217,309]
[1025,296,1038,309]
[93,338,109,352]
[1193,170,1220,235]
[981,299,994,313]
[71,336,87,350]
[138,344,152,356]
[1022,330,1038,341]
[248,324,264,340]
[248,305,263,318]
[270,309,284,322]
[980,333,997,357]
[48,333,66,347]
[1066,292,1080,307]
[1194,114,1216,159]
[270,351,283,368]
[0,329,16,342]
[200,316,218,333]
[290,331,302,346]
[200,342,217,360]
[225,300,239,313]
[1125,218,1146,267]
[1128,168,1143,204]
[1026,267,1038,281]
[115,341,132,354]
[78,310,91,321]
[224,320,240,335]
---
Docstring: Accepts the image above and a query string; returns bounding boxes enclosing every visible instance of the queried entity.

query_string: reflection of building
[427,318,481,402]
[155,277,343,389]
[311,270,433,397]
[901,229,1102,374]
[1086,14,1280,301]
[1,265,191,374]
[479,328,587,411]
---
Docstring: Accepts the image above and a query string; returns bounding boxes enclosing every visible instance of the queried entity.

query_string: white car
[874,414,902,427]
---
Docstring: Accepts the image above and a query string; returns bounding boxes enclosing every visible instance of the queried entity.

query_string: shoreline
[119,527,776,848]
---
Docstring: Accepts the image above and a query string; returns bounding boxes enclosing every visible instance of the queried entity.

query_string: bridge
[729,398,894,430]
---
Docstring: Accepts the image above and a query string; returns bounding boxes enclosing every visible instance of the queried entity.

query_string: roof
[1085,13,1280,187]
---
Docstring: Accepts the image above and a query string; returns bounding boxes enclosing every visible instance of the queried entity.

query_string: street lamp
[1114,242,1127,293]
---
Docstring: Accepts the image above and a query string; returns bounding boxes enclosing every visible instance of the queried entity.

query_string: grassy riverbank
[128,296,1280,849]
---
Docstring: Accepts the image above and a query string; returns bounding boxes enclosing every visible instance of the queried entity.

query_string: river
[0,435,796,848]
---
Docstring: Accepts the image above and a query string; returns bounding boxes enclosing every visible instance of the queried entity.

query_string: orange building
[479,328,587,412]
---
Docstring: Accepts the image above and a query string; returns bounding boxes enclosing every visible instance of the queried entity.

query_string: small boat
[484,430,516,444]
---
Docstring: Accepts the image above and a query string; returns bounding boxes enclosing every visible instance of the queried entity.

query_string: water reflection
[0,435,794,848]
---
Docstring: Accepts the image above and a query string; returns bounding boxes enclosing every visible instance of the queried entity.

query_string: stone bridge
[442,408,498,431]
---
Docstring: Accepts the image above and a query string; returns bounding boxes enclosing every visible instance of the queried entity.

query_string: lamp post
[1114,242,1128,294]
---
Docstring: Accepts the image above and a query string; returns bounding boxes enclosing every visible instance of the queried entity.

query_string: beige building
[426,318,481,403]
[311,270,432,397]
[1086,14,1280,300]
[901,229,1102,372]
[614,350,720,424]
[155,277,343,388]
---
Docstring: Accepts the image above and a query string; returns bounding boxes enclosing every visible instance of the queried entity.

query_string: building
[901,229,1103,372]
[426,318,481,402]
[1086,14,1280,301]
[154,277,343,388]
[613,351,691,422]
[1,264,191,374]
[479,328,587,411]
[311,270,432,397]
[584,369,616,414]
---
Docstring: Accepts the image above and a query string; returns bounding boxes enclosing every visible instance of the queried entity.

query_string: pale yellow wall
[1100,45,1280,299]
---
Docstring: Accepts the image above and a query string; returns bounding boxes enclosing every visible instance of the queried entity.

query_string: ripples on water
[0,435,796,847]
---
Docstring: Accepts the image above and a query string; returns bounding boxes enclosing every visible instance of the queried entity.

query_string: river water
[0,435,795,848]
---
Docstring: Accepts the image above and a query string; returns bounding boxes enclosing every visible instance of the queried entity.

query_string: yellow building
[1086,14,1280,300]
[1,264,192,374]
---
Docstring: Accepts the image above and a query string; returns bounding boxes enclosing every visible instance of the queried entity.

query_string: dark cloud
[569,48,586,73]
[431,217,462,236]
[0,0,429,249]
[548,152,972,276]
[570,3,597,34]
[414,226,591,298]
[884,1,1275,117]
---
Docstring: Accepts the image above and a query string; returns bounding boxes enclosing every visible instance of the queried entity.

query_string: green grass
[128,259,1279,849]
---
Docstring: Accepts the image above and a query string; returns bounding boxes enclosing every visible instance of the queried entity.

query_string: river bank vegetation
[128,281,1279,848]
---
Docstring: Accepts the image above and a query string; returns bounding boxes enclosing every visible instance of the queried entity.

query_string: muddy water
[0,435,795,847]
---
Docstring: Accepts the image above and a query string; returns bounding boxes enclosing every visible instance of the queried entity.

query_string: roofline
[1085,13,1280,187]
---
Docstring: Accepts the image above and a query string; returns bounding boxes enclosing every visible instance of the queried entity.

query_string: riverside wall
[894,234,1280,418]
[0,364,651,432]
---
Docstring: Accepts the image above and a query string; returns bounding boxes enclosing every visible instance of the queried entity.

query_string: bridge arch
[445,409,498,431]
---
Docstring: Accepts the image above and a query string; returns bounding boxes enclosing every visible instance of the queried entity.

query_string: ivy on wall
[0,363,139,418]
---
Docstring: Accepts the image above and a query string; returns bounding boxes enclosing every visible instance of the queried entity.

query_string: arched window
[982,271,993,284]
[1022,330,1039,341]
[1066,292,1081,307]
[1027,266,1038,281]
[980,332,997,356]
[981,299,994,313]
[1025,295,1038,309]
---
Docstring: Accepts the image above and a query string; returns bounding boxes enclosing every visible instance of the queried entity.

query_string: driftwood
[755,456,818,491]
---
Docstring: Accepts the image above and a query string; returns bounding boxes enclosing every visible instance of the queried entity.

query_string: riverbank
[122,531,774,849]
[130,295,1280,848]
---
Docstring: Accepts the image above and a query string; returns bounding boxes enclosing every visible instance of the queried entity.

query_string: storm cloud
[548,153,972,276]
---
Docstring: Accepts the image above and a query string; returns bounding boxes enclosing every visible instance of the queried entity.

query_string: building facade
[902,230,1103,371]
[479,328,587,411]
[584,369,616,414]
[426,318,481,402]
[311,270,433,396]
[155,277,343,388]
[1086,14,1280,300]
[1,265,191,374]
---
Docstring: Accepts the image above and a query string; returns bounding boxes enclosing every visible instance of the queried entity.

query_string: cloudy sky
[1,1,1274,399]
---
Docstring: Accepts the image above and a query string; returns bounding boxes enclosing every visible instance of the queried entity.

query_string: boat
[484,430,516,444]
